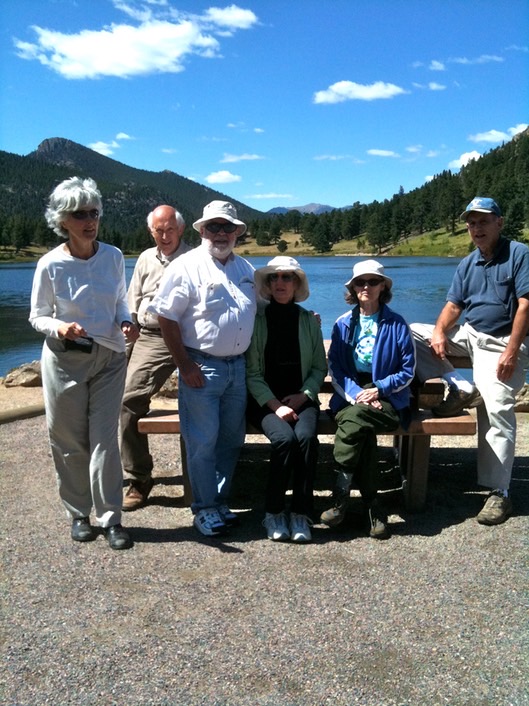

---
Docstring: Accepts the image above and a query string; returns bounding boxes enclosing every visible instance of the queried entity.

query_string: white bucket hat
[192,200,247,234]
[345,259,392,291]
[254,256,310,302]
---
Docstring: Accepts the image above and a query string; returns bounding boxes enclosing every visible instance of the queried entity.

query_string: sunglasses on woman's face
[205,222,238,234]
[268,273,295,283]
[353,278,384,288]
[70,209,100,221]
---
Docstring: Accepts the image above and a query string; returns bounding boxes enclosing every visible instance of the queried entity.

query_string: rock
[153,371,179,399]
[4,361,42,388]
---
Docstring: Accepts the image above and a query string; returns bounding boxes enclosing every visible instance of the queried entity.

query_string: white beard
[201,237,234,260]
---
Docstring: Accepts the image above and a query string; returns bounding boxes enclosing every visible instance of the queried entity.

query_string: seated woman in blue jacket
[246,257,327,543]
[321,260,416,539]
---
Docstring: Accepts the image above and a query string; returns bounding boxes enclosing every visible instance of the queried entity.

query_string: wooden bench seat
[138,401,476,513]
[138,345,477,512]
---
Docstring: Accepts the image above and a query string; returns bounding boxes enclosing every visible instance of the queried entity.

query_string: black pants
[248,400,319,516]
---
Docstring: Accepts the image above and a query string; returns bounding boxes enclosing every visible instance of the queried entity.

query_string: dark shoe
[477,490,513,525]
[320,489,349,527]
[218,504,240,527]
[432,385,482,418]
[104,524,133,550]
[71,517,96,542]
[367,500,390,539]
[123,478,154,511]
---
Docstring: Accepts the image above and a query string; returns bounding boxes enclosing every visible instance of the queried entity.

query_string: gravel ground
[1,414,528,706]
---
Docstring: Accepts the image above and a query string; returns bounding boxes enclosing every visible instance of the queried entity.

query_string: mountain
[0,137,264,252]
[268,203,335,215]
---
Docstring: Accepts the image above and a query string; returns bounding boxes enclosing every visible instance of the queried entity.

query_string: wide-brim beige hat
[192,200,247,234]
[345,259,392,291]
[254,256,309,302]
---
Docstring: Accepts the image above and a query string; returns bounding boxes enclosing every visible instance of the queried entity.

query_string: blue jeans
[178,351,247,513]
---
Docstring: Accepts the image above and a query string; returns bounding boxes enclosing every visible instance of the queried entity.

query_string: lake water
[0,255,460,377]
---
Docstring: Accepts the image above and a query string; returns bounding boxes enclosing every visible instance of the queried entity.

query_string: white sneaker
[290,513,313,543]
[262,512,290,541]
[193,508,227,536]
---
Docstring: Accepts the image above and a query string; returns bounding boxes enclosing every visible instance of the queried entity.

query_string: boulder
[3,361,42,388]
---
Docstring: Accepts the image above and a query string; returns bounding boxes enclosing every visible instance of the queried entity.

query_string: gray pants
[120,330,176,481]
[42,337,127,527]
[411,322,529,490]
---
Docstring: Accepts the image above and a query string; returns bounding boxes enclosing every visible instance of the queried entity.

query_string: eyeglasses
[268,273,296,283]
[353,278,384,288]
[205,222,238,234]
[70,209,100,221]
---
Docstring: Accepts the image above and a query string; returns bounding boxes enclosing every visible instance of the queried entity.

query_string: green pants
[333,401,400,501]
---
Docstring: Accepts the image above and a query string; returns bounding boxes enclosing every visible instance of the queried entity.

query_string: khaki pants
[411,322,529,490]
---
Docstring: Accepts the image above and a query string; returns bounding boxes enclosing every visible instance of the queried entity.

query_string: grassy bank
[2,226,528,262]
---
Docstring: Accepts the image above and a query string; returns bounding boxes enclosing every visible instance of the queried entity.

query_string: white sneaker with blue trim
[193,508,227,536]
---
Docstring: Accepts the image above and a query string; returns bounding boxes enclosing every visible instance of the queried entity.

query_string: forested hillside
[0,138,263,253]
[0,129,527,257]
[247,128,529,254]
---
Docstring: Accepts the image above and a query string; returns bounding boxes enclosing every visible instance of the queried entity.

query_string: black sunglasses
[70,209,100,221]
[205,222,238,234]
[353,278,384,287]
[268,273,296,283]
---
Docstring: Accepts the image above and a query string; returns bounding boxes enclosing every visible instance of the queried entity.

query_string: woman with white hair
[29,176,138,550]
[321,260,415,539]
[246,256,327,542]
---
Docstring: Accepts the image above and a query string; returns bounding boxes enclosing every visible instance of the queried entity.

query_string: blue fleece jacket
[328,304,416,416]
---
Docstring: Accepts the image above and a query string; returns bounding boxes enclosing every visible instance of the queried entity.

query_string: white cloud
[426,150,440,158]
[367,149,400,158]
[406,145,422,154]
[116,132,133,140]
[313,80,407,104]
[428,82,446,91]
[448,151,482,169]
[161,148,178,154]
[450,54,503,65]
[246,193,293,200]
[205,170,241,184]
[220,153,264,163]
[314,154,346,161]
[425,175,434,182]
[204,6,258,30]
[429,60,446,71]
[14,5,259,79]
[468,123,528,143]
[88,140,119,156]
[254,127,265,134]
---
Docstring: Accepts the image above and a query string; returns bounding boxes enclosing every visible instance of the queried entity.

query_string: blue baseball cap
[460,197,502,221]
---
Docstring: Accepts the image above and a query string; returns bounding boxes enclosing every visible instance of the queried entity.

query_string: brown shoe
[123,478,154,511]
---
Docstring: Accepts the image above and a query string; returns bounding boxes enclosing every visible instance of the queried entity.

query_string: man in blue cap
[411,197,529,525]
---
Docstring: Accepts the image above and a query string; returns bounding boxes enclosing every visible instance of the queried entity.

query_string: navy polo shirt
[447,237,529,337]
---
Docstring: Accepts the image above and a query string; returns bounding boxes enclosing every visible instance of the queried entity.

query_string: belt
[186,347,243,361]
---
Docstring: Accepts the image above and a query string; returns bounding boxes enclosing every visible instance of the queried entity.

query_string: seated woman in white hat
[321,259,415,539]
[246,257,327,543]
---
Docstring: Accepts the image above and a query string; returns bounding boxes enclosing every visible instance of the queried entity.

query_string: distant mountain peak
[268,202,335,215]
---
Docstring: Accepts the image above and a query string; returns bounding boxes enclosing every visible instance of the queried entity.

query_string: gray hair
[146,205,185,230]
[45,177,103,238]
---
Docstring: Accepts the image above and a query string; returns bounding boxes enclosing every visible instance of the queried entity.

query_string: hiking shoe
[290,513,313,543]
[218,504,240,527]
[477,491,513,525]
[123,478,154,511]
[193,508,227,536]
[71,517,96,542]
[432,385,483,418]
[104,524,133,550]
[262,512,290,541]
[367,501,390,540]
[320,489,349,527]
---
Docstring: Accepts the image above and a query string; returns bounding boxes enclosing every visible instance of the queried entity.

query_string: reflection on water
[0,255,460,376]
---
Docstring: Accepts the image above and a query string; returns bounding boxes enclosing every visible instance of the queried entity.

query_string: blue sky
[1,0,527,212]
